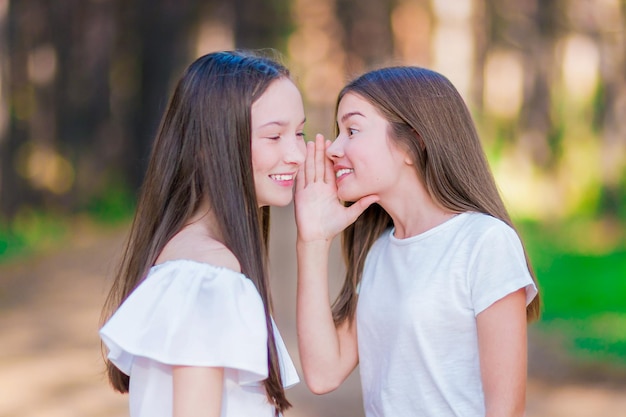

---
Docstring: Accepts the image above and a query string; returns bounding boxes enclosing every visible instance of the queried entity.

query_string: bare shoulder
[190,238,241,272]
[156,226,241,273]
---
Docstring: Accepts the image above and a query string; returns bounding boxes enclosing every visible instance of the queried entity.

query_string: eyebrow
[339,111,365,124]
[258,117,306,129]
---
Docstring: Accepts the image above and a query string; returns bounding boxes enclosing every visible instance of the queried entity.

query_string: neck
[377,179,457,239]
[185,202,224,242]
[384,203,457,239]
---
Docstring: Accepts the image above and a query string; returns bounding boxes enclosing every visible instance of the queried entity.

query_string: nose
[326,135,344,160]
[284,136,306,166]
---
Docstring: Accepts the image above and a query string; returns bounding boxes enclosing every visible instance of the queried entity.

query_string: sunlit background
[0,0,625,416]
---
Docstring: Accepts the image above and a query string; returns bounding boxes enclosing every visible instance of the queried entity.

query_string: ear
[413,128,426,151]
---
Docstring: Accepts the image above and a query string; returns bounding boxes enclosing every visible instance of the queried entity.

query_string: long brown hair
[100,50,291,412]
[331,66,541,325]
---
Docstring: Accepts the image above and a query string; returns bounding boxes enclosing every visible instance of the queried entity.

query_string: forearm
[296,239,357,393]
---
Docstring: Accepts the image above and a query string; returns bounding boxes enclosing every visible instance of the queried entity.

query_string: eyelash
[266,132,306,140]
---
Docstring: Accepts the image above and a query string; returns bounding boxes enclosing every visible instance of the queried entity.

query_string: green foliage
[597,184,626,224]
[518,220,626,364]
[591,80,606,133]
[0,182,136,264]
[83,180,136,224]
[535,251,626,319]
[0,209,70,262]
[0,225,25,261]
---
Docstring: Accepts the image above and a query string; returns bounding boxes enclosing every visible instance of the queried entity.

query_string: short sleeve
[99,260,268,385]
[468,222,538,316]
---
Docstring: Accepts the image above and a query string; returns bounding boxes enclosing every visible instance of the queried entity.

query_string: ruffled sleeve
[100,260,269,385]
[270,318,300,388]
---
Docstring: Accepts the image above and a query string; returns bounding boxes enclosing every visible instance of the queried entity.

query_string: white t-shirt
[100,259,299,417]
[356,212,537,417]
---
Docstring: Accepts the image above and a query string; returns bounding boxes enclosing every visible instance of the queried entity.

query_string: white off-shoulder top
[99,259,299,417]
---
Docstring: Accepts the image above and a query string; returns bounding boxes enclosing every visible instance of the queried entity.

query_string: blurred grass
[519,220,626,365]
[83,181,136,224]
[0,182,135,263]
[0,209,70,262]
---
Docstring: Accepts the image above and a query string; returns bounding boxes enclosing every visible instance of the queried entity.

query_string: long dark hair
[101,50,291,412]
[332,66,541,325]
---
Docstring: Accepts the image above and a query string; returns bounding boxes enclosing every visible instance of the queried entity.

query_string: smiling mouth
[335,168,353,179]
[270,174,295,181]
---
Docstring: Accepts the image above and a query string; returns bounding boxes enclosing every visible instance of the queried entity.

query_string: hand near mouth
[294,133,379,243]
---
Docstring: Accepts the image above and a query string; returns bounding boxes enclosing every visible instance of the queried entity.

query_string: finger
[324,140,335,184]
[314,133,325,182]
[304,140,315,186]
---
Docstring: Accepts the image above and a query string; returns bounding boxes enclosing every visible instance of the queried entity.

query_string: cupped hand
[294,133,378,243]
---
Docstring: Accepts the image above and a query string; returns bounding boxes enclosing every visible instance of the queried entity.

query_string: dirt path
[1,206,625,417]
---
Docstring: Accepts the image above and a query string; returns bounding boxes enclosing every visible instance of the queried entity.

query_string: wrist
[296,236,333,249]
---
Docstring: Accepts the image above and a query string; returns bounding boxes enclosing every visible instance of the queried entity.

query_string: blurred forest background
[0,0,625,383]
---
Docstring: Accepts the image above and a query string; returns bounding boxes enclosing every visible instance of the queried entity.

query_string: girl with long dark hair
[100,50,305,417]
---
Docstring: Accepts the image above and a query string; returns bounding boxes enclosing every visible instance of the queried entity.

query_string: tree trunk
[122,0,198,191]
[1,0,46,218]
[233,0,291,52]
[335,0,395,74]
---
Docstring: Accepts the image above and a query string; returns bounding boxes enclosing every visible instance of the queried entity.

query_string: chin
[337,188,363,204]
[272,199,293,207]
[259,196,294,207]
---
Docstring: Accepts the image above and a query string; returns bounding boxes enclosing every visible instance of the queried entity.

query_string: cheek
[354,153,396,185]
[297,140,306,160]
[251,142,271,172]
